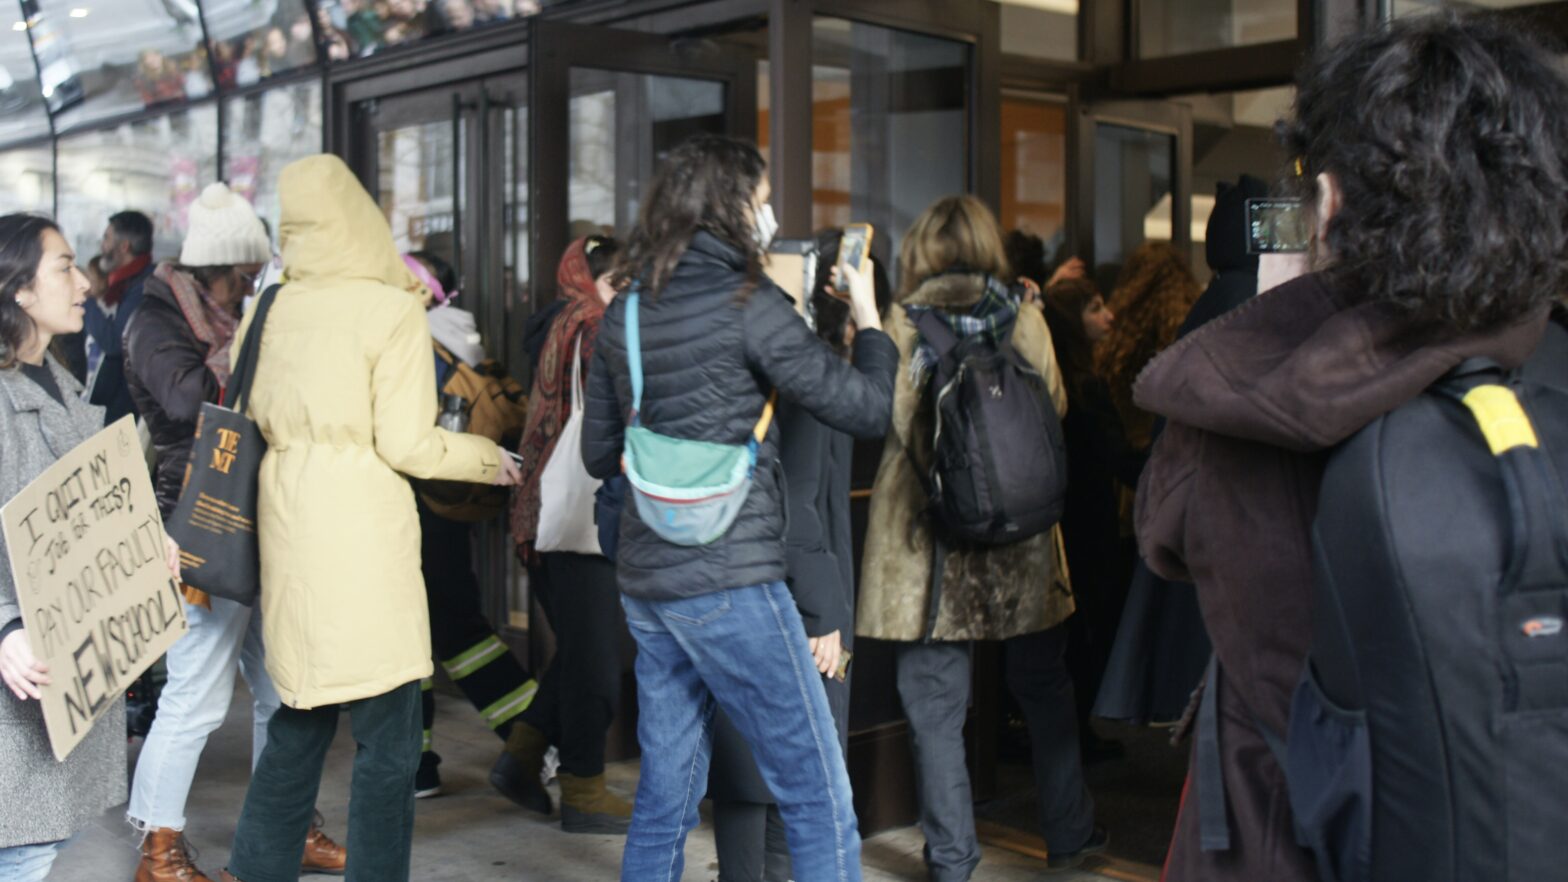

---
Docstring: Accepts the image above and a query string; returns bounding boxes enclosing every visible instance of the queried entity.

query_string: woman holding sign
[0,213,181,880]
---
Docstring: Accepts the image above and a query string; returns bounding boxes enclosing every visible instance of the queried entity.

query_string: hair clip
[1293,157,1306,178]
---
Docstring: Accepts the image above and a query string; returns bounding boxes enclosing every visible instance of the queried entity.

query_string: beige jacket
[237,155,499,708]
[856,273,1074,642]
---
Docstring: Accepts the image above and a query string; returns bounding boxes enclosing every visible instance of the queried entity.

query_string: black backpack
[912,309,1067,546]
[1288,317,1568,882]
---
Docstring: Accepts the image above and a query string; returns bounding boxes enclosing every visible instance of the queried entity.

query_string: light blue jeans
[0,840,63,881]
[128,596,281,831]
[620,581,861,882]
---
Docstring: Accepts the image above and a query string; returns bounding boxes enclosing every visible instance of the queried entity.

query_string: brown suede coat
[1135,271,1548,882]
[856,273,1073,643]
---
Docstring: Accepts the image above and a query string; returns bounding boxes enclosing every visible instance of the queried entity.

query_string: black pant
[418,502,535,748]
[229,681,421,882]
[516,552,622,777]
[713,802,791,882]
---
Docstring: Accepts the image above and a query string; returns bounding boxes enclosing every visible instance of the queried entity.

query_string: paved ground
[53,685,1153,881]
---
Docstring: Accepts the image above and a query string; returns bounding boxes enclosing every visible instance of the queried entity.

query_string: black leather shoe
[1045,825,1109,871]
[490,748,553,815]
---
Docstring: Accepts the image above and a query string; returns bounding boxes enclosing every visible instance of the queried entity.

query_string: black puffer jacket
[123,274,225,519]
[583,232,898,601]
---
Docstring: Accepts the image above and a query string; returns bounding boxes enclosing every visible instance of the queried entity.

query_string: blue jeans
[129,597,280,830]
[0,841,63,881]
[620,582,861,882]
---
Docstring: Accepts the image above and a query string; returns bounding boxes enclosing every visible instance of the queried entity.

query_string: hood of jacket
[1134,271,1550,453]
[902,270,992,310]
[1205,174,1267,276]
[278,154,428,300]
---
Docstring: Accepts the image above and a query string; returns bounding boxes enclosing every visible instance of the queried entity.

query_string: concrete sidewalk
[53,687,1143,881]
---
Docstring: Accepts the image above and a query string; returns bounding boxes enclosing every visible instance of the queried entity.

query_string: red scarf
[510,238,607,552]
[105,254,152,307]
[153,262,241,388]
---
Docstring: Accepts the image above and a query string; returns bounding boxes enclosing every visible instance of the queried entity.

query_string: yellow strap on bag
[1461,385,1540,456]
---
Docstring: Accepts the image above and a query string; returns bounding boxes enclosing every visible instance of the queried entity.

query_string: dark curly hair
[1095,242,1200,449]
[1041,276,1100,403]
[614,134,766,299]
[0,214,60,371]
[1278,13,1568,332]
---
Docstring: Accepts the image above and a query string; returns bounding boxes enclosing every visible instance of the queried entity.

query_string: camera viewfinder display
[1245,198,1310,254]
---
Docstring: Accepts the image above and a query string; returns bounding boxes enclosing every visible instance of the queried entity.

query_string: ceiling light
[69,7,88,16]
[10,21,24,31]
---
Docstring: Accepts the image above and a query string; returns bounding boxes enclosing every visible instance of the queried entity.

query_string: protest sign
[2,415,187,761]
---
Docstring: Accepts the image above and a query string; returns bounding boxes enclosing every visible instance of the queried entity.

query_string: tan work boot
[557,772,633,835]
[135,827,214,882]
[490,722,553,815]
[301,813,347,876]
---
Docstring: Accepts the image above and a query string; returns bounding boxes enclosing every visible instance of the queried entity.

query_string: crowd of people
[0,11,1565,882]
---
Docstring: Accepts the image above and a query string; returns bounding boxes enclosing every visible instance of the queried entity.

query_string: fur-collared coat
[856,272,1074,643]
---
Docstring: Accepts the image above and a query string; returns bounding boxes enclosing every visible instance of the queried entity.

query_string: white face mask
[752,202,779,249]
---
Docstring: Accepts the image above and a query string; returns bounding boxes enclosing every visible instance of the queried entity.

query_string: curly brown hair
[1094,241,1200,448]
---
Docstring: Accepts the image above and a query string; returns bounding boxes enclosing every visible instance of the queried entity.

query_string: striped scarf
[906,274,1019,388]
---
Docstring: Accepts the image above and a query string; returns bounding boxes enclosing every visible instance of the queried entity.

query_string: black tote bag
[166,284,281,606]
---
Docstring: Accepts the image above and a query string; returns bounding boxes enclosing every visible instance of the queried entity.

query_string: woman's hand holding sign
[0,628,50,701]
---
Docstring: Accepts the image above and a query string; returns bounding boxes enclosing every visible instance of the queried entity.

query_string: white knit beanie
[180,182,272,267]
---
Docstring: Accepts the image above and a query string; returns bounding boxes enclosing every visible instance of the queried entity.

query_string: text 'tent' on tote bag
[165,284,281,605]
[534,336,604,555]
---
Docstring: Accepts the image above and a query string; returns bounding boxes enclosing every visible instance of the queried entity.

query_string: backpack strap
[1438,362,1568,710]
[913,309,962,362]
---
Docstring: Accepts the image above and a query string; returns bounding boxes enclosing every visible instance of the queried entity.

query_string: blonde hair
[898,195,1010,298]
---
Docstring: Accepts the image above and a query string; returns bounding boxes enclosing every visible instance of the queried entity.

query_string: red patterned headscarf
[510,238,608,554]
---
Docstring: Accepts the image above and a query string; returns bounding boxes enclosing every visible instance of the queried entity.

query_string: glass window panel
[0,147,55,215]
[1183,85,1292,282]
[502,93,529,375]
[55,105,219,262]
[812,18,969,287]
[997,1,1077,62]
[0,15,51,145]
[1092,123,1174,283]
[32,0,210,129]
[568,68,726,234]
[1138,0,1296,57]
[310,0,541,60]
[202,0,319,87]
[1001,94,1068,261]
[377,114,465,264]
[224,79,323,236]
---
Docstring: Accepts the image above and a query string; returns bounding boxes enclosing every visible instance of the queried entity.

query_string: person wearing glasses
[121,182,346,882]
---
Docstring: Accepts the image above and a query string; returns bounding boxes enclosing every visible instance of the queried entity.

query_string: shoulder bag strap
[224,284,282,412]
[913,309,962,362]
[626,289,643,423]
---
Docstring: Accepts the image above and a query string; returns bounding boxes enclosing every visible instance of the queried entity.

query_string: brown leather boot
[135,827,214,882]
[557,772,633,835]
[301,815,347,876]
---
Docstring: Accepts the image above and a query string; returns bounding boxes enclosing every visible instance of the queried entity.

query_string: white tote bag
[534,337,604,555]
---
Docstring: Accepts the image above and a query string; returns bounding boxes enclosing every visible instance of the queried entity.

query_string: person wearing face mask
[581,134,897,882]
[122,182,349,882]
[505,235,632,833]
[1039,277,1144,763]
[0,213,183,881]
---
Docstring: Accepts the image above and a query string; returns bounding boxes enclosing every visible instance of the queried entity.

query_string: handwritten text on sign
[3,416,187,761]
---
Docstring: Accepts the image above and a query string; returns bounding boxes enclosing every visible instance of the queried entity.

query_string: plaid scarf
[906,274,1019,388]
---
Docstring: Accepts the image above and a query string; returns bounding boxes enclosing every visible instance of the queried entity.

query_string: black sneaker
[415,751,442,799]
[1045,825,1109,871]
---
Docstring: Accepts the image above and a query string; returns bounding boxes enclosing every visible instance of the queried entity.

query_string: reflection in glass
[998,1,1077,63]
[568,69,726,235]
[379,116,464,270]
[1137,0,1296,57]
[812,17,969,285]
[1092,124,1174,284]
[0,15,51,144]
[34,0,210,129]
[1001,95,1068,257]
[203,0,319,87]
[502,95,530,374]
[1390,0,1541,16]
[311,0,541,60]
[0,148,55,216]
[224,80,323,236]
[56,105,219,262]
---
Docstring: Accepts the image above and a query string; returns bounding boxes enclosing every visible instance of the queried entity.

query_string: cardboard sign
[2,416,187,761]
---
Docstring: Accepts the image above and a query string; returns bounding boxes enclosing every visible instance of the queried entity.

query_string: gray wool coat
[0,354,125,848]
